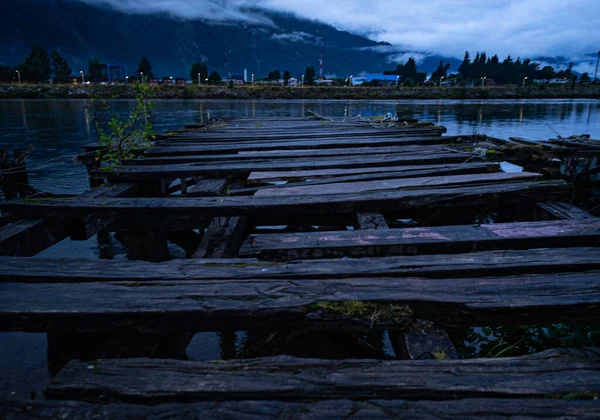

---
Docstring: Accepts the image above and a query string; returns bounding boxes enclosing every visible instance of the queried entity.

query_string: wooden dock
[1,116,600,417]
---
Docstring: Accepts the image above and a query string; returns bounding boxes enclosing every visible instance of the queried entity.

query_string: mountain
[0,0,460,79]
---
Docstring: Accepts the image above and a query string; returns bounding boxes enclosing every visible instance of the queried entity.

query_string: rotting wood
[254,172,541,197]
[194,216,248,258]
[186,178,228,197]
[1,247,598,283]
[97,153,473,181]
[232,163,498,195]
[146,135,457,156]
[135,145,461,164]
[239,218,600,259]
[537,201,594,220]
[245,162,499,184]
[2,271,600,332]
[0,180,571,220]
[4,397,600,419]
[45,348,600,403]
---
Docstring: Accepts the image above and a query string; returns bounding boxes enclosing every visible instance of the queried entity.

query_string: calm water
[1,98,599,399]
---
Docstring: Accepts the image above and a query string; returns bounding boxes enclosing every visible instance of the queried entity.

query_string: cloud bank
[76,0,600,60]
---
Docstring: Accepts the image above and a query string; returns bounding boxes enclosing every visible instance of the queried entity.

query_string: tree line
[0,44,71,83]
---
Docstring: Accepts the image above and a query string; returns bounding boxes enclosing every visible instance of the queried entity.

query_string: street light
[302,74,305,86]
[522,76,528,87]
[397,75,400,87]
[169,76,173,85]
[140,72,143,84]
[125,76,129,83]
[15,70,20,84]
[251,73,255,85]
[440,76,445,88]
[198,72,201,85]
[481,76,486,88]
[80,70,84,84]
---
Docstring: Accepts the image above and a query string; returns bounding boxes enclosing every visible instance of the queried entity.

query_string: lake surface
[0,98,599,400]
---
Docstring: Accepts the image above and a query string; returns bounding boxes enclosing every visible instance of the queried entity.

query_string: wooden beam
[46,348,600,403]
[186,178,228,197]
[1,247,598,283]
[239,218,600,259]
[4,398,600,419]
[193,216,248,258]
[98,153,473,181]
[0,219,66,256]
[356,212,389,230]
[2,271,600,332]
[254,172,541,197]
[0,180,571,220]
[146,135,456,156]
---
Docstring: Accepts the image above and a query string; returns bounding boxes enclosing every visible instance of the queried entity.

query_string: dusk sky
[81,0,600,61]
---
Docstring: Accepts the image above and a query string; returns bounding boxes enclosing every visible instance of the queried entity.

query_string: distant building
[315,79,334,86]
[89,63,127,83]
[363,74,401,86]
[288,77,299,86]
[222,73,245,84]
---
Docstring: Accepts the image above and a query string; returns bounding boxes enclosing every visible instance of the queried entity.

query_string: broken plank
[1,247,599,283]
[239,218,600,259]
[254,172,541,197]
[46,348,600,403]
[4,398,600,419]
[186,178,228,197]
[537,201,594,220]
[246,162,499,184]
[194,216,248,258]
[98,153,473,181]
[0,181,571,220]
[2,271,600,332]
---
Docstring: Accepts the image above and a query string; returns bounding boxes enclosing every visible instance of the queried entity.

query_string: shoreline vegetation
[1,83,599,100]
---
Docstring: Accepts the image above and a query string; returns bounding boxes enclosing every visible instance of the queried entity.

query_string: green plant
[87,83,154,165]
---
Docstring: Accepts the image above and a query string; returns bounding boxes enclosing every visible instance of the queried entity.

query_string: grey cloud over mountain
[76,0,599,60]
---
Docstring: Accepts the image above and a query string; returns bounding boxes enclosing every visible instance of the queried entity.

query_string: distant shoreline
[1,84,599,100]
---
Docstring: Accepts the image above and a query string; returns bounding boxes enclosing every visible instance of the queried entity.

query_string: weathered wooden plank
[2,271,600,332]
[147,135,456,156]
[0,181,571,220]
[136,145,459,164]
[537,201,594,220]
[240,219,600,259]
[194,216,248,258]
[186,178,228,197]
[254,172,541,197]
[46,348,600,403]
[163,127,445,142]
[246,162,498,184]
[0,246,596,283]
[1,247,598,283]
[99,153,473,181]
[5,398,600,419]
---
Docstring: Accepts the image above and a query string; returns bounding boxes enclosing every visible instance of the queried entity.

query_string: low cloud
[75,0,600,60]
[271,31,320,43]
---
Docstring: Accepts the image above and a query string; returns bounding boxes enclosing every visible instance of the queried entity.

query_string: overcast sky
[81,0,599,61]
